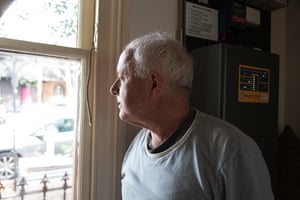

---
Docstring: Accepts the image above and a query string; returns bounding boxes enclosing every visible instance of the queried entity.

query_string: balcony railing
[0,172,72,200]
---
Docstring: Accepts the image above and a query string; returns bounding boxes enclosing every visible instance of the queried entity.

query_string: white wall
[285,0,300,137]
[271,8,286,134]
[272,0,300,137]
[128,0,179,40]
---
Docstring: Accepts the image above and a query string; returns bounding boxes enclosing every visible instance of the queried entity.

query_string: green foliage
[43,0,78,42]
[0,0,78,46]
[18,77,37,87]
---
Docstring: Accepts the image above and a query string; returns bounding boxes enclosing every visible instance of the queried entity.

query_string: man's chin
[118,111,125,120]
[119,112,129,123]
[119,113,143,128]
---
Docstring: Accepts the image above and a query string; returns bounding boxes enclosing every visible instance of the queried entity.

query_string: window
[0,0,94,199]
[2,0,130,199]
[0,49,84,200]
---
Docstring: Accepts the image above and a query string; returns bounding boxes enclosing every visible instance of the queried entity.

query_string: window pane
[0,0,79,47]
[0,50,81,200]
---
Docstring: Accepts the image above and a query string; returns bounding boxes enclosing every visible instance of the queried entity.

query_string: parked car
[0,117,75,180]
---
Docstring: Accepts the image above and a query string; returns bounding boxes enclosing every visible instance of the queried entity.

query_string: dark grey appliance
[190,43,279,197]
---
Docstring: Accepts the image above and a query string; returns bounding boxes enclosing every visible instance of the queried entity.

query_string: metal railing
[0,172,71,200]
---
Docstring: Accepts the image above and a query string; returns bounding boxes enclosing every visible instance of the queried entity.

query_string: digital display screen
[238,65,270,103]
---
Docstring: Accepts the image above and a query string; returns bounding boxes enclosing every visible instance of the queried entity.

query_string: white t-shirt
[121,110,274,200]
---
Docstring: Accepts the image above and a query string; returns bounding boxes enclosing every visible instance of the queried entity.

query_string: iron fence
[0,172,71,200]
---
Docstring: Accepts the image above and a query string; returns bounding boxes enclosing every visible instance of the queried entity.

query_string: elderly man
[110,32,274,200]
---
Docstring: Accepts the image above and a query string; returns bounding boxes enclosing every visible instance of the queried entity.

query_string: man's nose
[110,79,119,96]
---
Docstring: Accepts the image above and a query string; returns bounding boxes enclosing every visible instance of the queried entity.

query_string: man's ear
[149,70,163,98]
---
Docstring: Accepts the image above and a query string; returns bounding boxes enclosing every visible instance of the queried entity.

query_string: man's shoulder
[191,110,254,154]
[193,110,248,140]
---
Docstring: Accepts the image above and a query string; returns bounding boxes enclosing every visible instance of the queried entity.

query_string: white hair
[125,31,194,91]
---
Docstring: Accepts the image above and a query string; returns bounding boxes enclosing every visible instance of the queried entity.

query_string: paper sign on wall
[185,2,218,41]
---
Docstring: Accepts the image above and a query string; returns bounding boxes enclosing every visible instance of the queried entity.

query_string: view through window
[0,0,83,199]
[0,0,78,47]
[0,52,81,199]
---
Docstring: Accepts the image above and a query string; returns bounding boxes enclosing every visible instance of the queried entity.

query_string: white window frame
[86,0,129,199]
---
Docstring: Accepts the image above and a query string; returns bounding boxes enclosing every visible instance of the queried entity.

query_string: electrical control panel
[238,65,270,103]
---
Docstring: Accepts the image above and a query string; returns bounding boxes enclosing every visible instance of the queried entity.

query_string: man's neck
[147,104,192,149]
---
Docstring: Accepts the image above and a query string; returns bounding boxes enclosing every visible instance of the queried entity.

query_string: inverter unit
[190,43,279,198]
